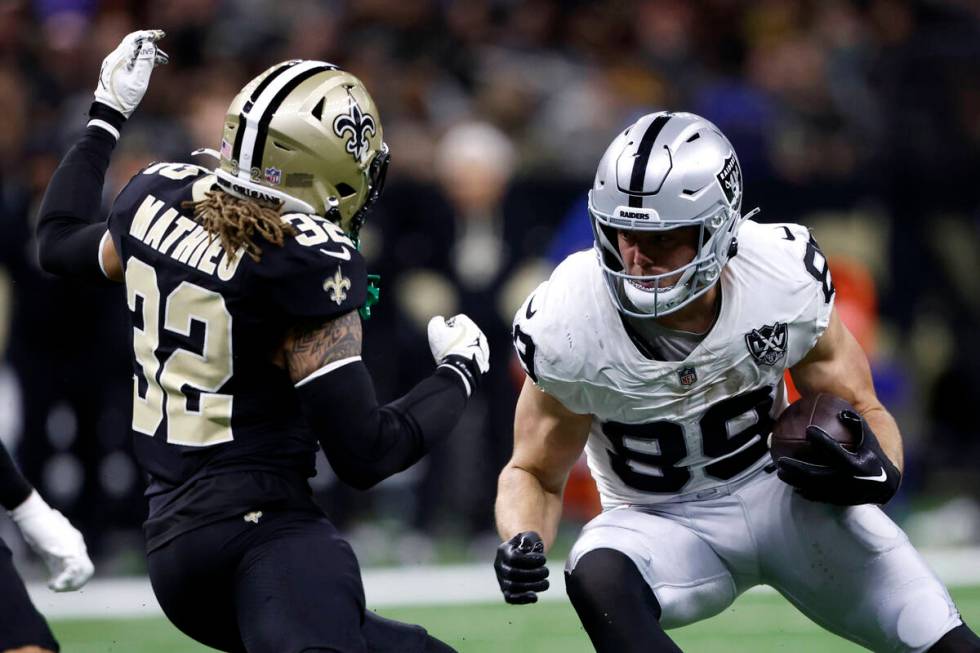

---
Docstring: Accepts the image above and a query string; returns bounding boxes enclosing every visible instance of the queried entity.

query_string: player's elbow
[346,475,382,492]
[505,461,564,498]
[35,212,110,282]
[35,219,62,275]
[331,461,384,491]
[37,244,58,275]
[36,235,73,277]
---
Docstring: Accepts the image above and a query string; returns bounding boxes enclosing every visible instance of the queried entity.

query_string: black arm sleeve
[0,439,33,511]
[36,104,123,282]
[295,360,468,491]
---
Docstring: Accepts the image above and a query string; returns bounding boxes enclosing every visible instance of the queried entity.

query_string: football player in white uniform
[493,112,979,652]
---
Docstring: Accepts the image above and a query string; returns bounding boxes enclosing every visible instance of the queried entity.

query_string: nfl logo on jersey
[677,366,697,386]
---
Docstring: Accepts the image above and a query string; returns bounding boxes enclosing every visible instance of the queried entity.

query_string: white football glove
[93,29,168,119]
[9,491,94,592]
[427,314,490,397]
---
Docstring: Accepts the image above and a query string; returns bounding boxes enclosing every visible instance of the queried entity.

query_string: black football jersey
[106,162,366,550]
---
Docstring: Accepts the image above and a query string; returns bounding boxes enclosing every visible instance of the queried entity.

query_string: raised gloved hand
[91,29,168,135]
[776,410,901,506]
[427,314,489,397]
[9,491,94,591]
[494,531,550,604]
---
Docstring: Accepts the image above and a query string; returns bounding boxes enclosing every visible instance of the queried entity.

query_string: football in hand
[769,393,860,464]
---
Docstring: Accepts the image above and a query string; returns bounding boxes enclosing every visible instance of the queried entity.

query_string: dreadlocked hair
[181,190,297,263]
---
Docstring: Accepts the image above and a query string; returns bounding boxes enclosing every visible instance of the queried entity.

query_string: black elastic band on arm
[296,359,467,490]
[36,112,118,282]
[87,102,126,134]
[0,439,33,511]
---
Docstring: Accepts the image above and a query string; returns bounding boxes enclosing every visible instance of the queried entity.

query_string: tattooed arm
[283,311,470,490]
[283,311,362,384]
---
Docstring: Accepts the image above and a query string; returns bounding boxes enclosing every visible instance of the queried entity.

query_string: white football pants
[567,469,962,652]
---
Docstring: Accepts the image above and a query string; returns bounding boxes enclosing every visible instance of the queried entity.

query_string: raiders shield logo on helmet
[716,153,741,206]
[745,322,787,366]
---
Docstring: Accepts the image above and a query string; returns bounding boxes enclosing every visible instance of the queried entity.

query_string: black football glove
[494,531,550,605]
[776,410,901,506]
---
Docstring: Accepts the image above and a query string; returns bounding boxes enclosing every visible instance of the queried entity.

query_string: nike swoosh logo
[525,295,537,320]
[319,247,351,261]
[854,468,887,482]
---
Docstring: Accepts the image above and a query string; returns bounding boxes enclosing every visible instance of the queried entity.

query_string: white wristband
[8,490,48,522]
[438,362,472,397]
[87,119,120,141]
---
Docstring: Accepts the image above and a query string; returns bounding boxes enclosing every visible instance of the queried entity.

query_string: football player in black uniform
[35,31,489,653]
[0,438,93,653]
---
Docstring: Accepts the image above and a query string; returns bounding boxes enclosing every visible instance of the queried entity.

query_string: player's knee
[566,548,662,620]
[362,611,441,653]
[927,623,980,652]
[566,548,621,611]
[3,647,57,653]
[422,634,457,653]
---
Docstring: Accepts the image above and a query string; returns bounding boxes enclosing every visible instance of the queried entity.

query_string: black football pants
[147,510,453,653]
[0,536,60,652]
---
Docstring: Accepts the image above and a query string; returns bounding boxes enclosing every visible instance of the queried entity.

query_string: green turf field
[51,585,980,652]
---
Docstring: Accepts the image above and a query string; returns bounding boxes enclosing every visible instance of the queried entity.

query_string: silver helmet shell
[588,111,746,318]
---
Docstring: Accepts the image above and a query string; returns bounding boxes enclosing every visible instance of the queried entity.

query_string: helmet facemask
[589,199,736,318]
[333,142,389,247]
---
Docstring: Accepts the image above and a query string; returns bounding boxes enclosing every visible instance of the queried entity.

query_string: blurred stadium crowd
[1,0,979,570]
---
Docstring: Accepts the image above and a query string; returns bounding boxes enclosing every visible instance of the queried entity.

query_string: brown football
[769,393,859,465]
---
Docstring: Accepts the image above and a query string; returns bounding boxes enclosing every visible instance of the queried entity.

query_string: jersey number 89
[126,257,234,447]
[603,386,774,493]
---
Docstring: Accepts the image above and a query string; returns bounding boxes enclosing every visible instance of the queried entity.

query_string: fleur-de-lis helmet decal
[333,88,377,163]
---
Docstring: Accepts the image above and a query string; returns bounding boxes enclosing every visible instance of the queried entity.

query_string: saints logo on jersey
[745,322,788,366]
[324,266,352,305]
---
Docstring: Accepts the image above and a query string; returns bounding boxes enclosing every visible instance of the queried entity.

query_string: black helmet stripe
[628,113,671,208]
[249,60,301,102]
[252,64,336,170]
[231,61,300,163]
[234,61,336,178]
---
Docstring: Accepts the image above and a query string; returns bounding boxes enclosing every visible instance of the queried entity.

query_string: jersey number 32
[126,257,233,447]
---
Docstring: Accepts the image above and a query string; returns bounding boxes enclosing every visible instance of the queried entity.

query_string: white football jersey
[512,219,836,507]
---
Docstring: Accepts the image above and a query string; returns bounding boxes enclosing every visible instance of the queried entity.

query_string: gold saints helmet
[214,60,389,241]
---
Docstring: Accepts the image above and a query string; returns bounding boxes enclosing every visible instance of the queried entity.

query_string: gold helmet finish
[214,60,389,239]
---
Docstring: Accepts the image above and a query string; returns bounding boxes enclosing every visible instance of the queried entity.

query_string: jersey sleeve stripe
[294,355,362,388]
[97,229,111,279]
